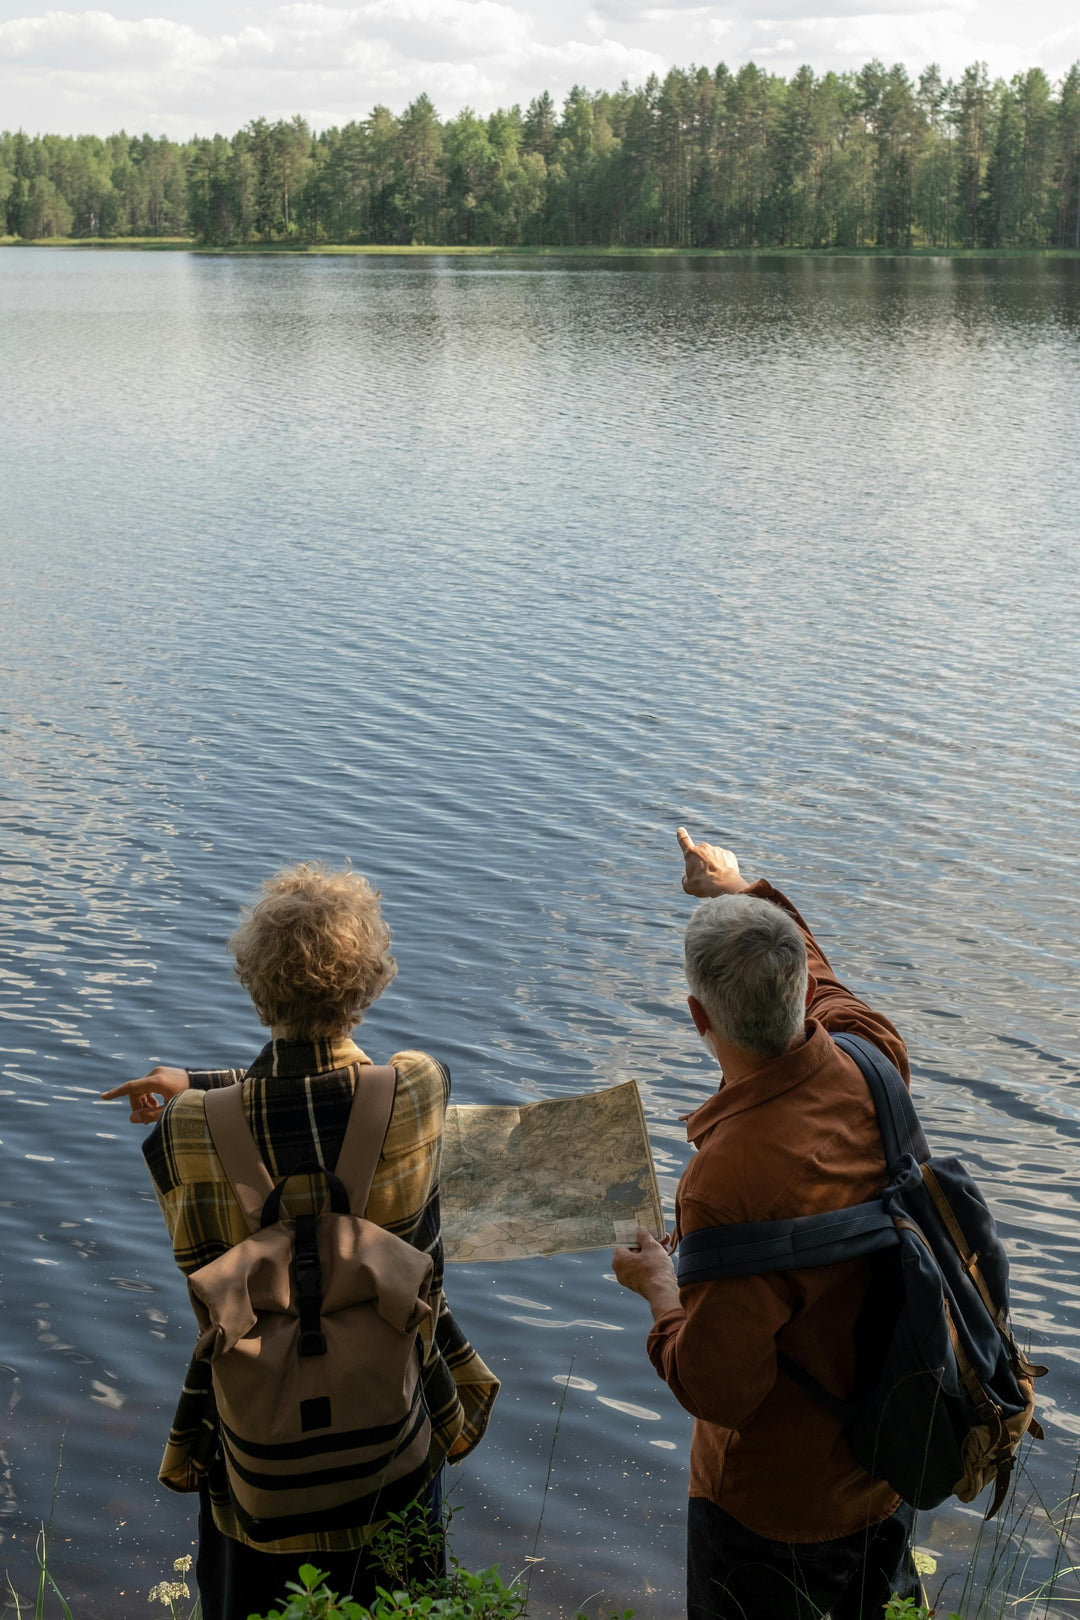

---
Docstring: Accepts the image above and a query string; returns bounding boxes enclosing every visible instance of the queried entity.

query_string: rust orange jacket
[647,879,908,1542]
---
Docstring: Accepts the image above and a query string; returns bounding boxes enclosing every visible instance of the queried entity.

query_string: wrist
[703,874,753,897]
[648,1283,683,1323]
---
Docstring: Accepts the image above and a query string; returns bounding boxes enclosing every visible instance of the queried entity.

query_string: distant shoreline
[4,239,1080,259]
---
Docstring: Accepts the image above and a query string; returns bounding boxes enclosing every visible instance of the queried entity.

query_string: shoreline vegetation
[3,57,1080,253]
[3,238,1080,257]
[8,1456,1080,1620]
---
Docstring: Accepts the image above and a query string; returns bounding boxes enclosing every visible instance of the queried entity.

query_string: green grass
[0,235,194,248]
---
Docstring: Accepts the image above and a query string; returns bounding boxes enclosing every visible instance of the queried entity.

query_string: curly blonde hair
[228,862,397,1039]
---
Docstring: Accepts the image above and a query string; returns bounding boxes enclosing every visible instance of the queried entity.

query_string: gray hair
[684,895,808,1058]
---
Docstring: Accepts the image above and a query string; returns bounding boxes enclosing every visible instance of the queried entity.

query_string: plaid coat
[143,1036,498,1553]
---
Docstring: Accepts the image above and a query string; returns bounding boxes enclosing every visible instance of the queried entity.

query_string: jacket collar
[684,1018,835,1146]
[245,1036,370,1080]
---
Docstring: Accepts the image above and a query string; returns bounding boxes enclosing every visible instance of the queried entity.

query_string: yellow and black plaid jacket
[143,1036,498,1553]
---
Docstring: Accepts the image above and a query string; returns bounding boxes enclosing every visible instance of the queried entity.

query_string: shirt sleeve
[186,1068,245,1090]
[141,1088,216,1250]
[747,880,910,1083]
[647,1235,797,1429]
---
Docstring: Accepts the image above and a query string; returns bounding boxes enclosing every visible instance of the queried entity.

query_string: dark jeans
[687,1497,920,1620]
[196,1472,444,1620]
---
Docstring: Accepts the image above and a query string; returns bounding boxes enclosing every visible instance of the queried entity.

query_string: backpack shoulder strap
[333,1064,398,1216]
[203,1083,275,1235]
[832,1031,931,1172]
[675,1199,897,1285]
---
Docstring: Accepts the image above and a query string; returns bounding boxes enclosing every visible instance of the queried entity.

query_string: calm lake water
[1,248,1079,1618]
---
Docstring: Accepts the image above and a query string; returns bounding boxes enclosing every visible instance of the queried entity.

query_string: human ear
[687,995,712,1038]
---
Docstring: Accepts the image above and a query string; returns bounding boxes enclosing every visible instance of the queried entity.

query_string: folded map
[440,1080,664,1263]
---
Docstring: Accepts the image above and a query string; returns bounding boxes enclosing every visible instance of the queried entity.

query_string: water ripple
[0,250,1078,1617]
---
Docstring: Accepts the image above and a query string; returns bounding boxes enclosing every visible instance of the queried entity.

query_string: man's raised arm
[676,826,909,1081]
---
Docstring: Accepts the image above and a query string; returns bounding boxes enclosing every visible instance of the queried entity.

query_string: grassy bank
[3,237,1080,258]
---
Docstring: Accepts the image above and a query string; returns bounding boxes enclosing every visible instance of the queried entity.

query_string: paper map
[440,1080,664,1263]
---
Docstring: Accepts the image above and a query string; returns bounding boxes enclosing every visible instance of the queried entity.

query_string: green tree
[769,65,820,246]
[275,115,313,234]
[953,62,993,246]
[656,67,693,246]
[1013,68,1056,244]
[874,64,922,247]
[397,94,445,242]
[915,64,948,246]
[187,135,237,242]
[482,108,544,245]
[523,92,557,163]
[1055,63,1080,247]
[726,63,780,245]
[444,108,495,242]
[613,77,661,246]
[19,173,74,237]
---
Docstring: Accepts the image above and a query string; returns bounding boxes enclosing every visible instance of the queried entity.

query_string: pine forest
[4,59,1080,250]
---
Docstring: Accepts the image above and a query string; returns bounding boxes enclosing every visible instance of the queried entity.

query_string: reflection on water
[1,250,1079,1617]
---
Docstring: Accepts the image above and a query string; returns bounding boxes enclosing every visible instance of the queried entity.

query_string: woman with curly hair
[103,863,498,1620]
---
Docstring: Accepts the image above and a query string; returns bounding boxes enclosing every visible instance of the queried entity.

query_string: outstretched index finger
[676,826,695,854]
[100,1077,153,1101]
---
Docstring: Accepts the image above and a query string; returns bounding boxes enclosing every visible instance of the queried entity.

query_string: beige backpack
[187,1067,435,1542]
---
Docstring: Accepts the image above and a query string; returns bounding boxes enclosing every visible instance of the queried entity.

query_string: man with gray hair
[613,830,921,1620]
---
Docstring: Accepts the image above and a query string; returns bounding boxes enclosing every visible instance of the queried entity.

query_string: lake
[0,247,1079,1618]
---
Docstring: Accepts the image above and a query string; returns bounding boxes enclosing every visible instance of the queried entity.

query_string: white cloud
[736,0,974,18]
[594,0,711,13]
[361,0,533,61]
[1040,18,1080,62]
[0,1,668,132]
[0,0,1076,135]
[636,5,710,20]
[749,6,975,68]
[0,9,216,67]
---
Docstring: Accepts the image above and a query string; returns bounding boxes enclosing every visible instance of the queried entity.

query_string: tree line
[3,59,1080,250]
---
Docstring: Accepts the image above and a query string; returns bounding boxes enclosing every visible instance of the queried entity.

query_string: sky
[1,0,1078,139]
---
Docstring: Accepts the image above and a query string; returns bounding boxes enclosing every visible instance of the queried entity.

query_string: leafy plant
[245,1504,637,1620]
[884,1597,961,1620]
[367,1505,457,1598]
[249,1560,527,1619]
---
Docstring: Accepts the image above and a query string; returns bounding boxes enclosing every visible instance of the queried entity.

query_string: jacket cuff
[186,1068,243,1091]
[646,1306,687,1368]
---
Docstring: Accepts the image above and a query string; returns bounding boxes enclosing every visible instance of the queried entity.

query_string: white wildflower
[148,1579,190,1605]
[173,1556,193,1574]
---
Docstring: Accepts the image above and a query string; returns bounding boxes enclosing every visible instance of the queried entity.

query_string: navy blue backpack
[675,1033,1045,1517]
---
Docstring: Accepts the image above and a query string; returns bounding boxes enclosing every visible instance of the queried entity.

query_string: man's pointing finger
[676,826,695,853]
